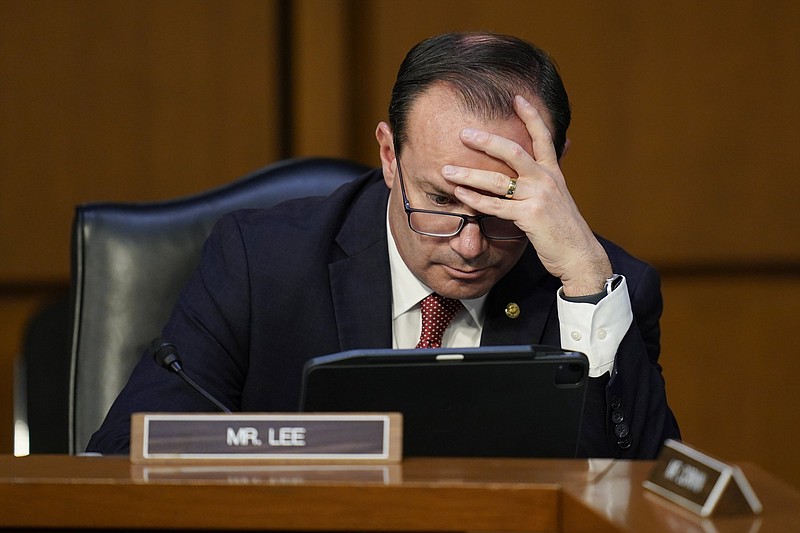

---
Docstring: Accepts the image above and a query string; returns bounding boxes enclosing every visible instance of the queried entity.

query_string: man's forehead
[402,85,551,153]
[404,103,531,164]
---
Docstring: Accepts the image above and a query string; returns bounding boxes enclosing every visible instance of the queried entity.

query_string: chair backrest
[68,157,370,454]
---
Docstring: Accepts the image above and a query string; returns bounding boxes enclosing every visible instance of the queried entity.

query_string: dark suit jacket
[87,169,680,457]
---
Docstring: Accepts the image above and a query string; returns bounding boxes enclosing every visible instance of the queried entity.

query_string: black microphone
[150,337,232,414]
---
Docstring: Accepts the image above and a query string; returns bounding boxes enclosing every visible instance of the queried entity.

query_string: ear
[375,121,397,189]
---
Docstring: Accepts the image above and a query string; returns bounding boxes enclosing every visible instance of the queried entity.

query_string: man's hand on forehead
[442,95,612,297]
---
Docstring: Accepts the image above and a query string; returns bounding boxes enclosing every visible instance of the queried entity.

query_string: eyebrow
[412,174,455,198]
[423,186,460,206]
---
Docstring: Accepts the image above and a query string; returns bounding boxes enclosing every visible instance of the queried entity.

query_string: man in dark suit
[88,32,680,457]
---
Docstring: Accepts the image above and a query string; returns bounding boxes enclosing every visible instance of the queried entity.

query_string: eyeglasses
[396,157,526,240]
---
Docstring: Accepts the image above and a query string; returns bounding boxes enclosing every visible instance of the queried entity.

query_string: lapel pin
[504,302,521,319]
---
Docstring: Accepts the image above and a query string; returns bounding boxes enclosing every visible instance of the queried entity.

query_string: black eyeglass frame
[395,156,526,240]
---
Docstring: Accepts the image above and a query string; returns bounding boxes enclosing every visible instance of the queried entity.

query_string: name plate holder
[130,412,402,465]
[643,439,762,517]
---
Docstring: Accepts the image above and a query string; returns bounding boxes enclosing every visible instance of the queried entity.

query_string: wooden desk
[1,455,798,531]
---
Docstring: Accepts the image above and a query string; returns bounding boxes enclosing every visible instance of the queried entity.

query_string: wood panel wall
[2,0,798,488]
[0,0,281,453]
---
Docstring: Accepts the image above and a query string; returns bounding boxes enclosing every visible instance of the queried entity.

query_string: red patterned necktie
[416,293,462,349]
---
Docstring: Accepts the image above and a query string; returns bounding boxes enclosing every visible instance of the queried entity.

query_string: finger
[514,95,558,165]
[452,185,512,218]
[442,165,514,198]
[458,128,536,176]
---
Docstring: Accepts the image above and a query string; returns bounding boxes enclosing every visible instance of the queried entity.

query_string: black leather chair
[68,157,370,454]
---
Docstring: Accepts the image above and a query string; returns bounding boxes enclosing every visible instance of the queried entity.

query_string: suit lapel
[481,247,561,346]
[329,178,393,350]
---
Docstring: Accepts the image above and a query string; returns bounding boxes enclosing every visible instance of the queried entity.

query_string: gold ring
[504,178,517,199]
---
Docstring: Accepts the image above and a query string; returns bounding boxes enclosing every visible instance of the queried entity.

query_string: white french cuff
[556,276,633,378]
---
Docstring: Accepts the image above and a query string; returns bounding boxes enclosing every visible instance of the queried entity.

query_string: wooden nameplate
[130,412,402,465]
[644,439,762,517]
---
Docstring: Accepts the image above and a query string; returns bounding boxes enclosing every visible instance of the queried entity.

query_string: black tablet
[300,345,588,458]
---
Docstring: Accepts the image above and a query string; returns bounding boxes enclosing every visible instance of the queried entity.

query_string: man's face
[378,85,533,300]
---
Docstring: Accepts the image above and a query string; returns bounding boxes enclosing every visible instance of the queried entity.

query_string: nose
[449,221,488,260]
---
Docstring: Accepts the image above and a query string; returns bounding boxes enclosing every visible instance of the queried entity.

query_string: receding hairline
[401,81,556,144]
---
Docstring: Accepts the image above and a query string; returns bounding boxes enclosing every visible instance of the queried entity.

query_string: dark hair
[389,32,571,159]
